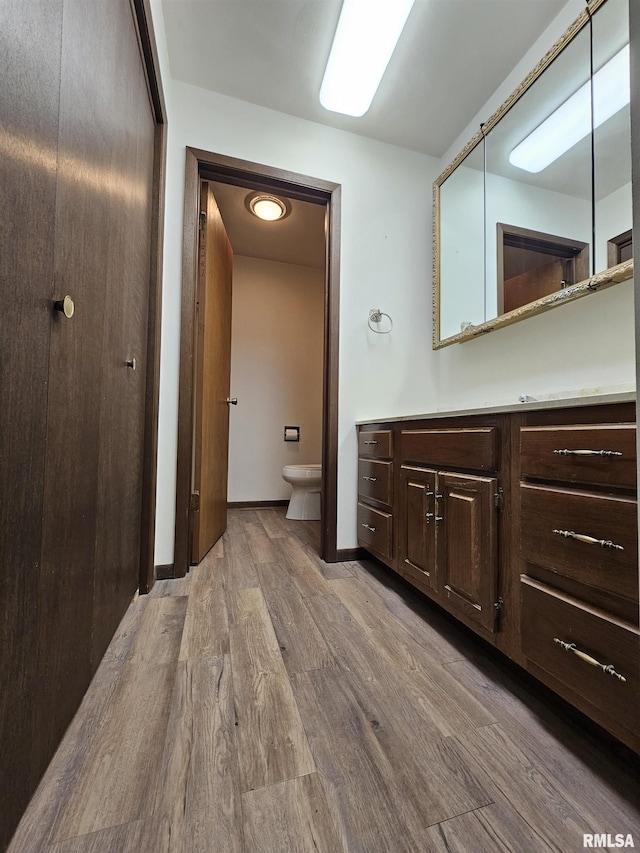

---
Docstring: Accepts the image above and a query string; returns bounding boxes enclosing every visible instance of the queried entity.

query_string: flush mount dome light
[245,192,291,221]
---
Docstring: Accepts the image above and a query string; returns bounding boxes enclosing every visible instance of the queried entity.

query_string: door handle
[53,295,75,318]
[226,397,238,405]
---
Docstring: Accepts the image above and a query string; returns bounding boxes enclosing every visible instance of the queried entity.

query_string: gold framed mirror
[433,0,632,349]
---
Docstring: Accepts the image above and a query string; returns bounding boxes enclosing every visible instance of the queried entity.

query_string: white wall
[228,256,324,503]
[150,0,635,563]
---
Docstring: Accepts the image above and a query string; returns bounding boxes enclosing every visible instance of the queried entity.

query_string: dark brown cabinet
[398,466,498,633]
[357,401,638,754]
[438,472,498,634]
[518,410,639,752]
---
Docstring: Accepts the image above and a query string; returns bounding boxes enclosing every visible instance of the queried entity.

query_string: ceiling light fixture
[319,0,416,118]
[509,44,630,173]
[245,192,291,221]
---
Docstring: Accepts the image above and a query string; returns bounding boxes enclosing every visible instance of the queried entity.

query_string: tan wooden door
[191,181,234,563]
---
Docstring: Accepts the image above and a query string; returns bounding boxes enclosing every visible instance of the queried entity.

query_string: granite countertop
[355,387,636,425]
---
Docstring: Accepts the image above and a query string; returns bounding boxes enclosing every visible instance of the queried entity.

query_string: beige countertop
[355,387,636,425]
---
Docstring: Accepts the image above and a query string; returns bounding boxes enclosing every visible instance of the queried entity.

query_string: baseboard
[335,547,366,562]
[228,500,288,509]
[155,563,175,580]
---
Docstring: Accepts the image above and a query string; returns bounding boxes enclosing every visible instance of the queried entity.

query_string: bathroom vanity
[357,394,639,753]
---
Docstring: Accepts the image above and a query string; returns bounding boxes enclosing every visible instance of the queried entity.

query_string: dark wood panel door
[191,182,233,563]
[399,466,438,590]
[91,0,156,667]
[0,1,63,844]
[437,472,498,633]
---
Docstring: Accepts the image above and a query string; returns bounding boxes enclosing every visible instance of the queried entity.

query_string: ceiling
[210,181,326,269]
[162,0,569,159]
[163,0,572,266]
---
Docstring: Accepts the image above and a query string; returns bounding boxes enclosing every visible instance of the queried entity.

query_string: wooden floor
[9,508,640,852]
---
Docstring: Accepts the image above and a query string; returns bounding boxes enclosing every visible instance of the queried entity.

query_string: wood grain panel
[401,428,497,470]
[520,423,636,488]
[146,656,243,853]
[6,660,122,853]
[51,660,179,842]
[0,0,63,843]
[306,590,494,738]
[520,577,639,736]
[47,821,144,853]
[357,429,393,458]
[455,723,594,849]
[278,536,335,598]
[399,466,437,589]
[92,0,156,666]
[358,458,393,506]
[255,561,335,674]
[438,473,498,633]
[179,553,229,660]
[356,503,392,560]
[290,666,492,852]
[191,181,233,563]
[242,774,345,853]
[520,483,638,601]
[229,587,315,792]
[422,802,556,853]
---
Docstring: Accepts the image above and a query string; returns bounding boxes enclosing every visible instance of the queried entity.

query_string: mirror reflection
[434,0,632,348]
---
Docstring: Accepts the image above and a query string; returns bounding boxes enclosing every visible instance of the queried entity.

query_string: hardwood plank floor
[9,508,640,852]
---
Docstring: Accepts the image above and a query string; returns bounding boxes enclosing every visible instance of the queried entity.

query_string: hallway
[10,508,640,852]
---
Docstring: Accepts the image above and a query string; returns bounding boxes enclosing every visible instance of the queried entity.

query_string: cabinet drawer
[358,458,393,506]
[520,424,636,488]
[521,577,639,728]
[520,483,638,602]
[358,430,393,458]
[357,502,392,559]
[401,428,496,470]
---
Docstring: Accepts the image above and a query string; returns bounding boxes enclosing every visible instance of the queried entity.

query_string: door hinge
[199,211,206,231]
[493,488,504,511]
[494,596,504,630]
[190,492,200,513]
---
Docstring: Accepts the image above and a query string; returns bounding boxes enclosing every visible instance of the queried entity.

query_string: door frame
[173,147,341,577]
[130,0,168,594]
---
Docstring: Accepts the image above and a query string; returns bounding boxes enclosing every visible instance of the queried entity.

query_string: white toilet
[282,464,322,520]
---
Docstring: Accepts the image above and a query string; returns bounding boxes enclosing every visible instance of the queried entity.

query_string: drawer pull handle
[553,638,626,682]
[553,449,623,457]
[364,440,379,445]
[362,476,377,482]
[552,529,624,551]
[361,523,376,532]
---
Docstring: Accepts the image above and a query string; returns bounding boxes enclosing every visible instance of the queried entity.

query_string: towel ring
[368,308,393,334]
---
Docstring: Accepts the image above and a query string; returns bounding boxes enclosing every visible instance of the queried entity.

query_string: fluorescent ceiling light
[509,44,630,173]
[319,0,416,118]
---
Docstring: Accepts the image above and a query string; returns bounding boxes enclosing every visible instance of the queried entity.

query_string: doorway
[172,148,341,577]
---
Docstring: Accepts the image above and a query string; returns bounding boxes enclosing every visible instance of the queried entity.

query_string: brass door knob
[53,295,74,318]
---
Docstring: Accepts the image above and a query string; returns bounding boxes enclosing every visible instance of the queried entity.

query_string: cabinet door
[437,472,498,633]
[399,466,437,590]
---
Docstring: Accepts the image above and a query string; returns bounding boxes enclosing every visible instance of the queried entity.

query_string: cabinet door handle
[361,523,376,532]
[364,440,378,445]
[362,476,377,482]
[426,512,434,520]
[553,449,622,457]
[425,490,434,496]
[553,638,626,681]
[552,529,624,551]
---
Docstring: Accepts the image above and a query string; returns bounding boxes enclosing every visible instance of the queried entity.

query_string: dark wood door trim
[131,0,167,594]
[174,147,341,576]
